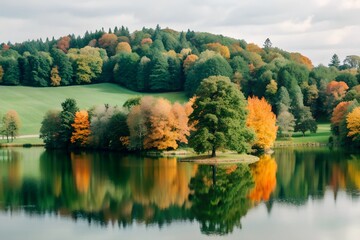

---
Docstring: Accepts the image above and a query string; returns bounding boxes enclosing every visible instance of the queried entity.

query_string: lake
[0,147,359,239]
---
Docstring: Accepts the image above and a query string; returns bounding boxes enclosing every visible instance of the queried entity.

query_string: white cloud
[279,16,314,33]
[341,0,360,9]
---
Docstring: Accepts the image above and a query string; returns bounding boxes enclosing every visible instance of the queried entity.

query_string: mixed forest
[1,25,360,151]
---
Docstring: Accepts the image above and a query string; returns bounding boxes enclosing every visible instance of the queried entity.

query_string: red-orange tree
[326,81,349,113]
[247,96,278,150]
[71,110,91,146]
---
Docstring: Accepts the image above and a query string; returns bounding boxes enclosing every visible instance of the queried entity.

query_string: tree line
[2,25,360,148]
[40,76,277,155]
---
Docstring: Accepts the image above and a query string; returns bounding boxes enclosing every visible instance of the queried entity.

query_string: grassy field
[0,83,188,135]
[275,123,331,146]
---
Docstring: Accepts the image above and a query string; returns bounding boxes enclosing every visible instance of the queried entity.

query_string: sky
[0,0,359,65]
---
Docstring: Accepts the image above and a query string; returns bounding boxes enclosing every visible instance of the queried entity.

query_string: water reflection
[1,148,360,236]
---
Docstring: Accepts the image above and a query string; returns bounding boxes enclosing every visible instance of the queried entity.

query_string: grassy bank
[0,83,188,135]
[275,123,331,147]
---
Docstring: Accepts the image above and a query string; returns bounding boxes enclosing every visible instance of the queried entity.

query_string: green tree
[294,106,317,136]
[189,76,254,157]
[185,51,233,96]
[328,54,340,69]
[113,52,140,89]
[149,53,170,91]
[40,110,61,148]
[58,98,79,148]
[277,110,296,137]
[263,38,272,49]
[50,48,73,85]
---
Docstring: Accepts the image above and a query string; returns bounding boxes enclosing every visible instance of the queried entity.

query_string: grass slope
[0,83,188,135]
[275,123,331,146]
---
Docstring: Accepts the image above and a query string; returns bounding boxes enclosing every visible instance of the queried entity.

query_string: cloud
[0,0,359,65]
[279,16,314,33]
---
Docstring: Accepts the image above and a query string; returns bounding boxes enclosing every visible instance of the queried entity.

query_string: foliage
[1,110,21,142]
[276,110,296,137]
[294,106,317,136]
[40,110,61,148]
[71,110,91,147]
[247,97,278,150]
[346,107,360,144]
[127,96,191,150]
[189,76,254,157]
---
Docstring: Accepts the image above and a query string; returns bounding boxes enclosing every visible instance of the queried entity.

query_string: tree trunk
[211,146,216,157]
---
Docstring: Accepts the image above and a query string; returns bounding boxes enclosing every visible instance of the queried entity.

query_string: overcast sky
[0,0,359,65]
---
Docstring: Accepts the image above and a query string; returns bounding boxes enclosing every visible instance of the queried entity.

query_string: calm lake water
[0,147,359,240]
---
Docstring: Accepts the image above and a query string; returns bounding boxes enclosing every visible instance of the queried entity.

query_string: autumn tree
[326,81,349,114]
[2,110,21,142]
[98,33,118,56]
[247,97,278,150]
[206,42,230,59]
[189,76,254,157]
[127,96,191,150]
[183,54,198,74]
[50,66,61,86]
[116,42,132,54]
[331,101,352,135]
[346,107,360,144]
[71,110,91,147]
[57,36,71,53]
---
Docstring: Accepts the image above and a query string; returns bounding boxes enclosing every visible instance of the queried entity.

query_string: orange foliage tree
[71,153,92,194]
[346,107,360,143]
[98,33,118,55]
[248,155,277,202]
[116,42,132,54]
[127,96,192,150]
[183,54,198,73]
[71,110,91,146]
[57,36,71,53]
[331,101,351,132]
[247,96,278,150]
[206,42,230,59]
[141,38,153,46]
[326,81,349,113]
[290,52,314,70]
[246,43,264,54]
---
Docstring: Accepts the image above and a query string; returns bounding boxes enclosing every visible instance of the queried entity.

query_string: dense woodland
[1,25,360,150]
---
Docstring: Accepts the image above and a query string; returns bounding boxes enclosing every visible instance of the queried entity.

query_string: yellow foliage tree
[247,96,278,150]
[206,42,230,59]
[347,107,360,142]
[71,110,91,146]
[116,42,132,54]
[50,66,61,86]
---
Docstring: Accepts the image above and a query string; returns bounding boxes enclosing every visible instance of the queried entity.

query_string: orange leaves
[127,97,193,150]
[331,101,351,127]
[50,66,61,86]
[326,81,349,99]
[290,52,314,70]
[346,107,360,141]
[71,110,91,146]
[183,54,198,73]
[206,42,230,59]
[247,96,278,150]
[248,155,277,202]
[141,38,153,46]
[116,42,132,54]
[57,36,71,53]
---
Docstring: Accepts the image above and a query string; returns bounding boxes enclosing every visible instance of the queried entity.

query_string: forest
[1,25,360,150]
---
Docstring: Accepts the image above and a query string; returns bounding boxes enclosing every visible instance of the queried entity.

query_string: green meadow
[0,83,188,135]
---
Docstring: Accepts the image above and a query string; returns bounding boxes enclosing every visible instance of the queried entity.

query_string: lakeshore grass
[0,83,187,135]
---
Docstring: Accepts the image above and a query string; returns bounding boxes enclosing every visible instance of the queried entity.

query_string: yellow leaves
[247,97,278,150]
[50,66,61,86]
[347,107,360,141]
[206,42,230,59]
[183,54,199,73]
[290,52,314,70]
[71,110,91,146]
[116,42,132,54]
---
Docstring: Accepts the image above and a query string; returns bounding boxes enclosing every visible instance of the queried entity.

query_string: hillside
[0,83,187,135]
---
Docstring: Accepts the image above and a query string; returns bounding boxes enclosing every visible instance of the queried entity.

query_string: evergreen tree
[328,54,340,69]
[149,53,170,91]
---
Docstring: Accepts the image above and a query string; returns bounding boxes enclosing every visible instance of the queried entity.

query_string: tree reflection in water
[1,148,360,235]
